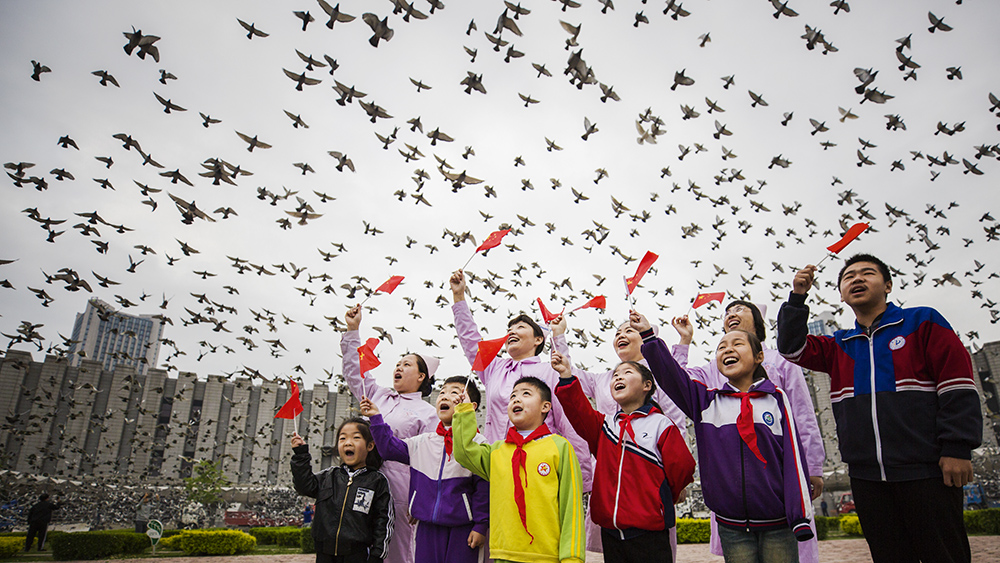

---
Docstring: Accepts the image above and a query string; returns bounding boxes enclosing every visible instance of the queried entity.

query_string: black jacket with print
[291,445,394,561]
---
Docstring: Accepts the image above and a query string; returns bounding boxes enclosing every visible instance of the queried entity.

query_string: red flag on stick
[692,292,726,309]
[476,229,511,253]
[472,335,508,371]
[625,251,659,295]
[536,298,563,323]
[375,275,404,294]
[357,337,381,378]
[572,295,607,312]
[826,223,869,254]
[274,379,304,419]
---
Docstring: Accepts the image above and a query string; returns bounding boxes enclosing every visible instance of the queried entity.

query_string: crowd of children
[290,255,981,563]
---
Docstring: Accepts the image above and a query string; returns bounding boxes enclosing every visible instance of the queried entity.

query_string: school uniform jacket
[555,377,695,538]
[291,445,394,561]
[368,414,489,533]
[641,334,814,540]
[777,296,982,482]
[451,403,586,563]
[452,300,594,490]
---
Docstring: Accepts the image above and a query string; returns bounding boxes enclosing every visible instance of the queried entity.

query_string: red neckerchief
[436,422,453,459]
[505,424,552,543]
[726,390,768,465]
[617,412,642,445]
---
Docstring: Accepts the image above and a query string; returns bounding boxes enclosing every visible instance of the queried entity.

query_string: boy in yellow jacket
[453,375,585,563]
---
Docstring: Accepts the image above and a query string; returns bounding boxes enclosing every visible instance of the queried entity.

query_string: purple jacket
[451,300,594,490]
[369,414,489,534]
[341,331,439,514]
[671,344,825,477]
[642,333,814,540]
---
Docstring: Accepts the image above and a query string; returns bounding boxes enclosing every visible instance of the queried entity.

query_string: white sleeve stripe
[782,344,806,361]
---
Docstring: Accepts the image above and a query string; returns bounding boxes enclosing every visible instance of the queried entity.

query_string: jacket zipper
[431,440,448,522]
[867,336,887,480]
[740,441,750,532]
[613,423,627,538]
[334,473,354,555]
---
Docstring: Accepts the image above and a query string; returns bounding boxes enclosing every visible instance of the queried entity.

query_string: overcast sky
[2,0,999,391]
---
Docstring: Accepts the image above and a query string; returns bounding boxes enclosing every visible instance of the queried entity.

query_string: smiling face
[613,322,643,361]
[506,321,543,360]
[838,261,891,310]
[435,382,473,425]
[507,381,551,431]
[337,422,373,469]
[392,354,427,394]
[715,330,764,390]
[723,304,756,335]
[610,362,653,413]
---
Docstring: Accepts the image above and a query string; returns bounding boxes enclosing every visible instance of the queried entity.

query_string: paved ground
[84,535,997,563]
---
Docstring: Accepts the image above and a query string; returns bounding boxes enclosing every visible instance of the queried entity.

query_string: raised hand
[549,313,567,336]
[450,269,466,301]
[629,310,651,333]
[290,432,305,448]
[345,304,362,331]
[359,396,379,417]
[550,351,571,376]
[792,265,817,295]
[672,315,693,345]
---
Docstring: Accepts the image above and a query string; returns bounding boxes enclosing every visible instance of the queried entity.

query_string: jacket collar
[615,401,656,421]
[720,377,776,395]
[842,302,904,340]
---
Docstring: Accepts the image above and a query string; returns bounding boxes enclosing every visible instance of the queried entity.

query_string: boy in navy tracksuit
[361,376,488,563]
[778,254,981,563]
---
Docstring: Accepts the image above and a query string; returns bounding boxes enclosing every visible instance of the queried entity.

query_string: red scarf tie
[505,424,552,543]
[617,412,642,446]
[729,391,768,464]
[436,422,453,459]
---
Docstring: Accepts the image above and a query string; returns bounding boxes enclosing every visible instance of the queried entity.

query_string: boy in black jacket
[25,494,63,551]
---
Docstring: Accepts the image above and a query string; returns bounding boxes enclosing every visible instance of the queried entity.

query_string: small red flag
[472,334,508,371]
[476,229,511,253]
[826,223,870,254]
[572,295,607,312]
[536,298,562,323]
[357,337,381,378]
[375,275,404,294]
[692,292,726,309]
[274,379,304,419]
[625,251,659,295]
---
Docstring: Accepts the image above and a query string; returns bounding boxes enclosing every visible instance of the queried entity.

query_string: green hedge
[676,518,711,544]
[50,530,149,560]
[840,514,863,537]
[157,534,183,551]
[249,526,302,546]
[964,508,1000,534]
[301,527,315,554]
[0,537,24,558]
[176,530,256,555]
[815,515,841,540]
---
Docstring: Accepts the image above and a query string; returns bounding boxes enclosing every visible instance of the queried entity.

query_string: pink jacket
[452,300,594,490]
[341,330,440,510]
[671,344,825,478]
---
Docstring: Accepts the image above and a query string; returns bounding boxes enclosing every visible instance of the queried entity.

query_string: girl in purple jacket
[631,310,814,563]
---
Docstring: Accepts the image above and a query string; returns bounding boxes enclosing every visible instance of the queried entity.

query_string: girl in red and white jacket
[552,352,696,562]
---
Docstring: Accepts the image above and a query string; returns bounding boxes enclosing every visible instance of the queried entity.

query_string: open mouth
[438,403,451,411]
[342,447,356,458]
[613,381,627,391]
[726,318,741,330]
[394,372,403,381]
[616,338,629,349]
[722,356,739,366]
[511,405,523,414]
[850,285,866,296]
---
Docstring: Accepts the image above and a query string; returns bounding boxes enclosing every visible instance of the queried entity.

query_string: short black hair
[512,375,551,404]
[408,353,435,397]
[508,313,546,356]
[838,253,892,289]
[725,300,766,341]
[337,417,383,470]
[443,375,481,407]
[39,493,50,501]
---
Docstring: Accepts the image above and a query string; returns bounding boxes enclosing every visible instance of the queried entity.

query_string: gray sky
[2,0,999,390]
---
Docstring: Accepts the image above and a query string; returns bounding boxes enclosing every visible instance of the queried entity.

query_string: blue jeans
[717,525,798,563]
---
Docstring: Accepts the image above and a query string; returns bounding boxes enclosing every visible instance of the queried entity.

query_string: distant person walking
[25,493,63,551]
[303,503,314,527]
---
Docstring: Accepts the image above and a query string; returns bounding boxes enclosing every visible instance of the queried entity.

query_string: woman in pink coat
[342,305,439,563]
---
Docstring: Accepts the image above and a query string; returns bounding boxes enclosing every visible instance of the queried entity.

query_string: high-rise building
[802,311,848,481]
[67,298,164,376]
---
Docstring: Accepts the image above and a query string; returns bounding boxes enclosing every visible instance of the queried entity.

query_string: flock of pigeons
[2,0,1000,460]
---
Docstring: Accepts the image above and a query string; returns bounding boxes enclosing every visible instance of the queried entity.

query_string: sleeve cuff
[292,444,309,455]
[455,403,475,413]
[640,328,656,342]
[940,442,973,460]
[558,376,576,388]
[791,520,814,541]
[472,522,488,535]
[787,292,808,306]
[369,414,385,426]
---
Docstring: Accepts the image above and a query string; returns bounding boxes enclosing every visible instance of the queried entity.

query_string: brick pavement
[96,535,998,563]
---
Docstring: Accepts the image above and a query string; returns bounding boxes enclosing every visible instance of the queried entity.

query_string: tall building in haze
[68,298,164,376]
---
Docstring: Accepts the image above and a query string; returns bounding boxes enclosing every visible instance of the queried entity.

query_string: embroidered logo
[762,412,774,426]
[537,462,551,476]
[352,488,374,514]
[889,336,906,351]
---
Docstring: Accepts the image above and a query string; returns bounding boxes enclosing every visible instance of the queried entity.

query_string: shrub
[157,534,183,551]
[0,537,24,558]
[965,508,1000,535]
[177,530,256,555]
[840,514,863,537]
[50,530,149,560]
[300,527,314,554]
[676,518,711,543]
[815,515,841,540]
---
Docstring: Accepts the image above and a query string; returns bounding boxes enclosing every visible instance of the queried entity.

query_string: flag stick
[460,250,478,271]
[815,253,833,268]
[623,276,635,310]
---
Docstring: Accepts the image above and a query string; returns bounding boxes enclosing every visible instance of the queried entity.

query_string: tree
[183,459,229,526]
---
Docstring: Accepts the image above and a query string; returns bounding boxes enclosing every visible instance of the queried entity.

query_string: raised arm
[451,270,485,367]
[340,305,382,400]
[290,442,320,498]
[365,411,411,465]
[552,353,604,456]
[451,403,493,481]
[633,311,712,421]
